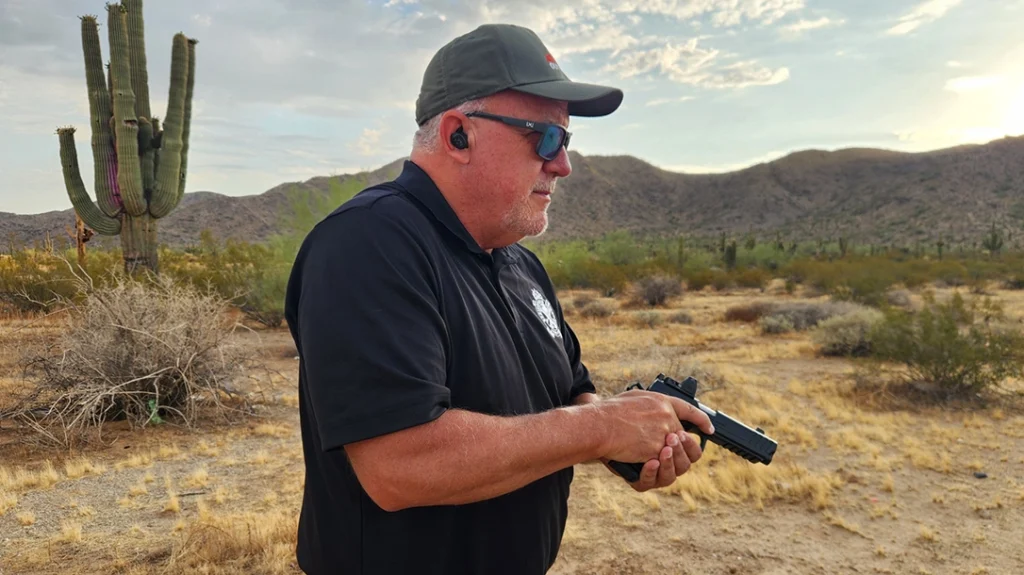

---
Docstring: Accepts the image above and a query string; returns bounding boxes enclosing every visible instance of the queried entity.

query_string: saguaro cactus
[57,0,196,275]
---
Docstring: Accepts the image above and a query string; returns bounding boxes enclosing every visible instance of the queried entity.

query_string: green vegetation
[867,293,1024,398]
[2,220,1022,407]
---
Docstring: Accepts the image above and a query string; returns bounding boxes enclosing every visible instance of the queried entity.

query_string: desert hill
[3,136,1023,249]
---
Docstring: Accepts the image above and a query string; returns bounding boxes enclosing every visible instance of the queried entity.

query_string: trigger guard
[698,435,708,450]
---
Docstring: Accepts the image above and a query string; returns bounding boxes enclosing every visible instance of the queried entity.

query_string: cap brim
[511,80,623,117]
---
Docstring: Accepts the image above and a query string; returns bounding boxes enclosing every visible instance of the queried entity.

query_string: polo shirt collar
[394,160,520,265]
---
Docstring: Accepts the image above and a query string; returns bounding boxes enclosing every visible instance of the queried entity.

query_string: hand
[593,389,714,465]
[601,429,704,492]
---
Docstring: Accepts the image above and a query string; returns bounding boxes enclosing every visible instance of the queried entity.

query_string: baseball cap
[415,23,624,126]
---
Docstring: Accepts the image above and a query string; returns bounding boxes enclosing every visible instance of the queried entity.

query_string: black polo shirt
[283,160,596,575]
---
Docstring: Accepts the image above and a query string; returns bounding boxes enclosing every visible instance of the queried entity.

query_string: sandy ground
[1,287,1023,574]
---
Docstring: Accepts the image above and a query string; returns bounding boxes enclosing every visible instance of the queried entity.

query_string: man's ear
[439,112,471,163]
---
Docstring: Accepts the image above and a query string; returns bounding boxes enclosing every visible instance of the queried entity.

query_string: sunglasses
[465,111,571,161]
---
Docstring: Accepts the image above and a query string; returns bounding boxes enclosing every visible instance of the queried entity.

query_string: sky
[1,0,1023,215]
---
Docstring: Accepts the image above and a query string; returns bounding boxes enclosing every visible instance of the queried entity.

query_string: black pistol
[607,373,778,483]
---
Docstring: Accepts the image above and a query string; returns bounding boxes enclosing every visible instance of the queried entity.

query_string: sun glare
[1002,81,1024,137]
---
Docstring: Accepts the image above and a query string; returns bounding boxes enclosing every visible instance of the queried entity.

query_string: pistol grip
[607,460,642,483]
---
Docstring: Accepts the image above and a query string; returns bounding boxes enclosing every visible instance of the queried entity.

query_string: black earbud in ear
[450,127,469,150]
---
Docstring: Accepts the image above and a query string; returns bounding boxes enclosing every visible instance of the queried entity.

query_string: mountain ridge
[4,135,1023,250]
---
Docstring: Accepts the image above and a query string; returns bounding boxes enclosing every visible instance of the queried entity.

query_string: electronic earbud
[450,128,469,150]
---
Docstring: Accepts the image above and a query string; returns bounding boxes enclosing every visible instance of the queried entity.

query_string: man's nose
[543,148,571,178]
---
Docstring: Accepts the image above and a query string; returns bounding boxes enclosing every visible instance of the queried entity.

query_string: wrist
[565,398,609,462]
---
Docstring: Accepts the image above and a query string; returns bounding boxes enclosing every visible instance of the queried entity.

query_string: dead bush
[579,300,615,319]
[632,275,682,307]
[724,301,775,323]
[572,293,597,309]
[4,267,256,447]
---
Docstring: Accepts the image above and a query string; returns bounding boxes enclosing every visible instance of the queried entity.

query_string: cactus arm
[175,39,197,204]
[122,0,151,121]
[138,117,156,200]
[149,34,189,219]
[151,116,161,192]
[80,15,121,218]
[58,127,122,236]
[107,3,147,217]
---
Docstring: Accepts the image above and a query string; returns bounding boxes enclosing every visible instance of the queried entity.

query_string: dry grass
[165,510,298,573]
[1,286,1023,575]
[0,490,16,515]
[0,460,61,492]
[64,457,107,479]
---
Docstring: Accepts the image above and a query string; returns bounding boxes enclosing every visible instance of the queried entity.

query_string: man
[284,23,714,575]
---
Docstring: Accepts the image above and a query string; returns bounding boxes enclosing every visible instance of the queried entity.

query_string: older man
[284,23,714,575]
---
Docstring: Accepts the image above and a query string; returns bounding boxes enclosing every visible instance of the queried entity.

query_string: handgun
[607,373,778,483]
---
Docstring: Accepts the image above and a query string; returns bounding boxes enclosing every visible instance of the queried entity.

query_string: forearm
[345,402,608,511]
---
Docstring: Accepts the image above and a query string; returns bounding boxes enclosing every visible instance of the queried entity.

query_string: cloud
[779,16,845,36]
[613,0,806,28]
[352,128,385,157]
[944,76,1005,93]
[603,39,789,89]
[1,0,814,214]
[886,0,962,36]
[646,96,696,106]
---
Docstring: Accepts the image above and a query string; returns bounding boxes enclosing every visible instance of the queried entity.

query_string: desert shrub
[685,269,715,291]
[579,300,615,319]
[813,308,885,357]
[0,250,118,313]
[733,267,771,289]
[630,311,663,328]
[5,271,255,447]
[828,267,897,307]
[710,270,734,291]
[164,238,290,328]
[760,301,862,333]
[868,293,1024,397]
[585,261,632,296]
[901,273,930,290]
[931,261,968,287]
[885,289,913,309]
[724,301,775,323]
[759,315,794,334]
[593,230,646,266]
[633,275,682,307]
[1005,275,1024,290]
[572,293,597,309]
[667,311,693,324]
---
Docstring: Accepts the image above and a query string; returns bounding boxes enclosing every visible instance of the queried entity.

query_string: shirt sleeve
[290,204,450,451]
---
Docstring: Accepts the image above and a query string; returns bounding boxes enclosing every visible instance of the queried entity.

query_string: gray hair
[412,97,489,153]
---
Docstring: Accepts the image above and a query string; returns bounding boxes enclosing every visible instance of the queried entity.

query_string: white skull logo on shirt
[531,288,562,340]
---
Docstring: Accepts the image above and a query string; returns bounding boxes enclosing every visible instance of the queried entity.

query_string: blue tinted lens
[537,126,563,159]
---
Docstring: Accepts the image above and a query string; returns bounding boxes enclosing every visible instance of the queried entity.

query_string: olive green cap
[415,23,624,126]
